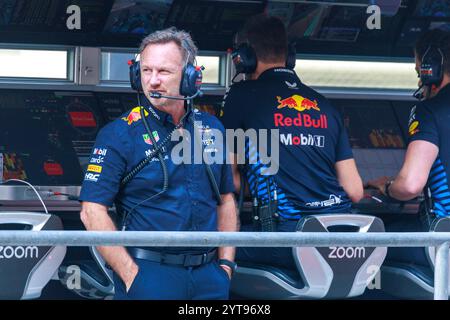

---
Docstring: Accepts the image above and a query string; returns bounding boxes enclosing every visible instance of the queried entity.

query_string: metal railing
[0,231,449,300]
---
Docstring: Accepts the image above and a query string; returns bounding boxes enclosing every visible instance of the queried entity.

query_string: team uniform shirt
[221,67,352,219]
[408,84,450,217]
[79,103,234,252]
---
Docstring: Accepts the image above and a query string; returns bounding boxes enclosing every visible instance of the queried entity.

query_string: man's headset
[128,42,203,100]
[231,41,297,75]
[414,45,444,99]
[420,45,444,86]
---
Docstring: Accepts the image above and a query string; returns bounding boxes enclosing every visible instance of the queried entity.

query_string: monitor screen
[0,90,88,185]
[415,0,450,18]
[166,0,264,38]
[0,90,111,184]
[312,6,365,42]
[267,2,322,38]
[333,100,405,149]
[331,99,407,182]
[103,0,173,35]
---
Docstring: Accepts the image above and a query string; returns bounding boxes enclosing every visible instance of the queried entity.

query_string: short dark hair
[237,14,287,63]
[415,29,450,75]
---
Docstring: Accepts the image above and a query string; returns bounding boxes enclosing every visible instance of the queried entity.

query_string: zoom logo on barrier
[328,246,366,259]
[0,246,39,259]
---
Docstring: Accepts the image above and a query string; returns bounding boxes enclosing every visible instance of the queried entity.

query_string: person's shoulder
[297,83,336,109]
[99,107,141,136]
[228,79,258,93]
[422,87,450,112]
[297,82,326,100]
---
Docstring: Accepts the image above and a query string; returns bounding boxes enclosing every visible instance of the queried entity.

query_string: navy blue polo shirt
[408,84,450,217]
[221,68,352,218]
[79,102,234,252]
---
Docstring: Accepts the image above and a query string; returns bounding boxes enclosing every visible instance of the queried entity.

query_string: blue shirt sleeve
[221,84,247,156]
[79,122,130,207]
[220,163,235,194]
[408,103,439,147]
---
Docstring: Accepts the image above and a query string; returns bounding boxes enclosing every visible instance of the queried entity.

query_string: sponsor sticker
[143,131,160,145]
[87,165,102,173]
[93,148,107,156]
[409,120,419,136]
[122,107,148,125]
[84,172,99,182]
[89,156,104,164]
[276,95,320,112]
[280,134,325,147]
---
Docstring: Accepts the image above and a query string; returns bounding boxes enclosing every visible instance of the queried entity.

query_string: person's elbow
[401,179,424,199]
[346,179,364,203]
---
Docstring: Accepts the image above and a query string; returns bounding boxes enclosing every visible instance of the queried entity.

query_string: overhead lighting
[294,58,418,90]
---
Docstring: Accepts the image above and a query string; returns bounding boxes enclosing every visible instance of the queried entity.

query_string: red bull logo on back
[276,95,320,112]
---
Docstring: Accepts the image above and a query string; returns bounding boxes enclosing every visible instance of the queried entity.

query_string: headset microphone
[149,90,203,100]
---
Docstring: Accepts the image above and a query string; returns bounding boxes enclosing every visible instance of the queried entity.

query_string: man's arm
[216,192,239,277]
[335,158,364,203]
[368,140,438,201]
[231,154,241,194]
[80,201,138,291]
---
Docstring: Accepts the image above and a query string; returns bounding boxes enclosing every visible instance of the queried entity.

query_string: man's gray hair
[139,27,198,65]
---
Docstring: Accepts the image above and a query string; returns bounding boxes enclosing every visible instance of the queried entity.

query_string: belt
[128,248,217,267]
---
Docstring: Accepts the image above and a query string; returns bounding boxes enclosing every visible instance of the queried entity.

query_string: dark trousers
[383,214,430,267]
[236,220,299,270]
[113,259,230,300]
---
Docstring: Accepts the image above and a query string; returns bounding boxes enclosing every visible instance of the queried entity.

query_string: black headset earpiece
[180,63,203,96]
[420,46,444,86]
[231,40,296,74]
[231,42,257,75]
[129,58,142,92]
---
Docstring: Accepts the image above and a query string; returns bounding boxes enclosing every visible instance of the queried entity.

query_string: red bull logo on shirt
[276,95,320,112]
[122,107,149,125]
[274,113,328,128]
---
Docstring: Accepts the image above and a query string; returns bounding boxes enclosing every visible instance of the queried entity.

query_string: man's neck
[252,61,286,80]
[155,101,186,124]
[428,74,450,98]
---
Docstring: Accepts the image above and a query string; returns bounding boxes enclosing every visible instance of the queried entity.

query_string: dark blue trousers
[236,220,299,270]
[113,259,230,300]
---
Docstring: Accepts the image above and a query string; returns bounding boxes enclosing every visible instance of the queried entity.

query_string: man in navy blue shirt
[368,30,450,265]
[79,28,237,299]
[221,15,363,269]
[369,30,450,215]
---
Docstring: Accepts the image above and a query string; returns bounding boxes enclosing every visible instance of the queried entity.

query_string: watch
[218,259,238,275]
[384,180,394,199]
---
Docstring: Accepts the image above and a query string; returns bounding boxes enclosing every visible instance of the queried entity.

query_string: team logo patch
[122,107,149,125]
[143,131,160,145]
[84,172,99,182]
[409,120,419,136]
[87,165,102,173]
[93,148,107,156]
[90,156,104,164]
[276,95,320,112]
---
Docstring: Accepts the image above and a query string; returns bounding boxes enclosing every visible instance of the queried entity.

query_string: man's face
[140,42,184,108]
